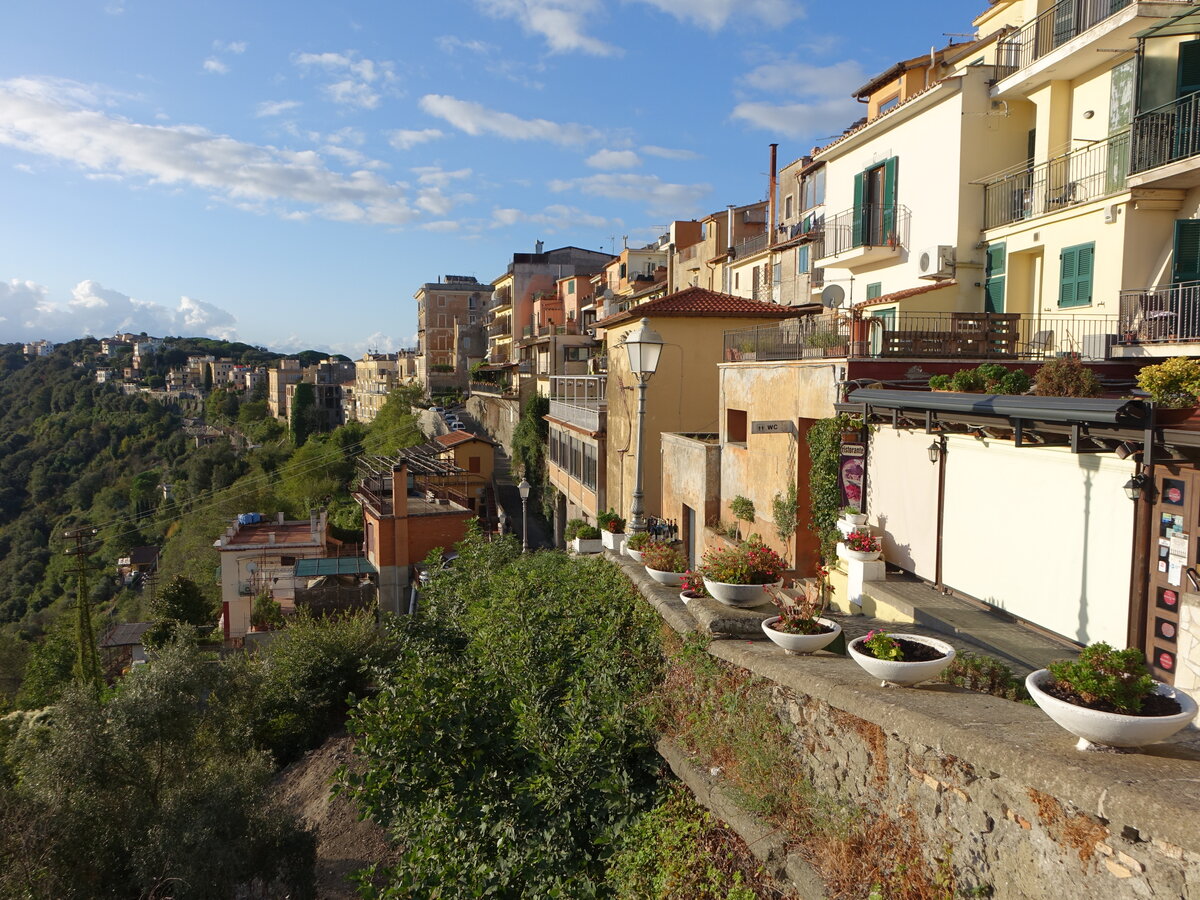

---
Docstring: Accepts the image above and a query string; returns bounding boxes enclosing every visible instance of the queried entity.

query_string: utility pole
[64,526,103,691]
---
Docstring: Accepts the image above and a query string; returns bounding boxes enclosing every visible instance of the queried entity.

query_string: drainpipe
[934,435,947,590]
[767,143,778,248]
[1127,458,1153,650]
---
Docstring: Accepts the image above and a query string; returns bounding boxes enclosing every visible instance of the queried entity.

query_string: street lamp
[518,477,531,551]
[623,317,664,534]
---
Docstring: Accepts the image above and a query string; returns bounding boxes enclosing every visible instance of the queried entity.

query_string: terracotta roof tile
[857,279,957,309]
[433,431,495,449]
[596,286,796,328]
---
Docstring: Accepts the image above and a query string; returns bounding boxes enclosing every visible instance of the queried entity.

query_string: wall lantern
[927,441,943,464]
[1123,473,1148,501]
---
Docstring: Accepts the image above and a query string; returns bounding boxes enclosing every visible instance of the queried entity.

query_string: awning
[1132,7,1200,39]
[294,557,378,577]
[845,389,1149,426]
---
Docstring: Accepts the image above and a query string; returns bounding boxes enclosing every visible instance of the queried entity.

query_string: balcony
[469,381,515,398]
[983,131,1130,230]
[816,203,911,268]
[488,320,511,338]
[1118,282,1200,352]
[1129,91,1200,187]
[995,0,1133,81]
[731,232,769,259]
[548,375,606,433]
[724,312,1121,362]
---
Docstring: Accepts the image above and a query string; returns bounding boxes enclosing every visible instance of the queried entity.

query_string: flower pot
[626,548,645,564]
[842,512,868,527]
[571,537,603,554]
[1025,669,1199,750]
[679,590,704,605]
[602,530,626,552]
[844,548,882,562]
[761,617,842,655]
[847,634,955,687]
[645,567,684,586]
[702,578,782,608]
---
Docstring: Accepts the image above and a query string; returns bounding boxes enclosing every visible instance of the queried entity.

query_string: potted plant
[848,630,956,687]
[624,531,654,563]
[563,518,587,546]
[729,495,756,539]
[642,542,688,586]
[698,536,787,608]
[571,525,603,554]
[597,509,626,552]
[679,570,708,605]
[840,505,867,526]
[761,565,842,655]
[1026,643,1198,750]
[1137,357,1200,421]
[843,528,882,561]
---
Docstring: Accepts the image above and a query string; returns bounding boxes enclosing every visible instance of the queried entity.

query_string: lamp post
[623,317,664,534]
[518,477,531,551]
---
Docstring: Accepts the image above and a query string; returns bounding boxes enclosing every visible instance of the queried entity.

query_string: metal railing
[732,232,769,259]
[723,318,850,361]
[1131,91,1200,175]
[994,0,1133,80]
[469,381,509,397]
[1120,282,1200,342]
[549,400,604,432]
[820,203,911,258]
[723,313,1121,362]
[983,131,1130,228]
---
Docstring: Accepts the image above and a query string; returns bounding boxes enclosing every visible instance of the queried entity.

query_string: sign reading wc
[751,420,794,435]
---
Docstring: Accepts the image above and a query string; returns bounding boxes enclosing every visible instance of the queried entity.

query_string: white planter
[844,547,882,562]
[847,633,955,687]
[602,530,626,552]
[1026,669,1199,750]
[679,591,704,605]
[702,578,782,608]
[626,548,646,564]
[761,617,842,655]
[842,512,868,526]
[571,537,603,554]
[646,567,684,586]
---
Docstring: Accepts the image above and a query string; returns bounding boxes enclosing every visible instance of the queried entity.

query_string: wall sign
[751,420,794,435]
[839,441,867,512]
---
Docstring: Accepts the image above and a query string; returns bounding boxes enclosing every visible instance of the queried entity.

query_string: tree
[365,387,423,456]
[290,382,317,447]
[144,576,213,647]
[14,623,73,709]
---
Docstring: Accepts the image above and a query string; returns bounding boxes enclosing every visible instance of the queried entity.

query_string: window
[469,294,478,309]
[773,262,781,285]
[866,282,882,301]
[438,295,446,306]
[568,280,575,294]
[727,408,747,444]
[783,195,794,220]
[802,168,825,211]
[1174,220,1200,284]
[877,95,900,114]
[438,314,448,328]
[583,442,597,490]
[853,157,898,247]
[619,262,627,279]
[1058,242,1095,307]
[469,314,477,324]
[797,245,810,275]
[985,243,1006,313]
[734,271,740,289]
[468,456,481,473]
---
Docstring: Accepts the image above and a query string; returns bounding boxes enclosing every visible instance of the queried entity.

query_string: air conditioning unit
[917,245,956,280]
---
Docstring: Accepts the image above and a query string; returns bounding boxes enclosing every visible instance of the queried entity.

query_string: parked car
[417,552,458,585]
[451,422,468,431]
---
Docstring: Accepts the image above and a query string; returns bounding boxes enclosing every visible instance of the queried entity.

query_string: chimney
[535,240,544,254]
[268,532,276,545]
[768,143,778,247]
[277,511,285,524]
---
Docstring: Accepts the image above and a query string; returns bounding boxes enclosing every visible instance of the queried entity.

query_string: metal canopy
[845,389,1149,427]
[294,557,377,577]
[1132,7,1200,39]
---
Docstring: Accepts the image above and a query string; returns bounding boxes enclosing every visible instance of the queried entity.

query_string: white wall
[940,435,1134,646]
[866,428,939,576]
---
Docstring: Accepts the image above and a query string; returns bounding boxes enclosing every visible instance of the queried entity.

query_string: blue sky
[0,1,975,355]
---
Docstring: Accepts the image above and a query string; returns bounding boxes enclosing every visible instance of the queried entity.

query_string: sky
[0,1,976,356]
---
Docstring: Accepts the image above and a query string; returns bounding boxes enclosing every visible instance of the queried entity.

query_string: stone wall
[466,395,520,455]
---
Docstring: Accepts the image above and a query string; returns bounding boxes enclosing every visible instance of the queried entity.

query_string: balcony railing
[724,312,1121,362]
[820,204,911,258]
[994,0,1132,81]
[549,400,604,432]
[549,375,606,431]
[732,232,769,259]
[488,321,510,337]
[1131,91,1200,175]
[469,381,511,398]
[1120,282,1200,342]
[983,131,1130,229]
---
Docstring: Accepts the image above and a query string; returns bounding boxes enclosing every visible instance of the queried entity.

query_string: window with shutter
[866,282,882,300]
[1172,220,1200,285]
[985,243,1006,313]
[1179,40,1200,98]
[851,172,865,247]
[1058,243,1095,308]
[797,245,810,275]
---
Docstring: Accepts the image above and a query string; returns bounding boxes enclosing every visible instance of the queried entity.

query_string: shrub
[699,537,786,585]
[860,630,903,661]
[642,543,687,574]
[933,364,1030,395]
[626,531,654,551]
[1033,356,1102,398]
[935,652,1029,703]
[1137,357,1200,408]
[844,528,881,554]
[949,367,985,392]
[251,593,284,630]
[597,509,626,533]
[563,518,588,542]
[1046,642,1156,713]
[680,570,709,597]
[575,525,601,540]
[928,374,952,390]
[729,495,755,525]
[807,414,863,563]
[772,482,799,544]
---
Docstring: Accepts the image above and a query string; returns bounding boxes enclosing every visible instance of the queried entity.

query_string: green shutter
[866,282,882,300]
[1173,220,1200,284]
[797,245,809,274]
[852,172,865,247]
[985,243,1006,314]
[1179,40,1200,97]
[1059,243,1095,308]
[881,157,898,239]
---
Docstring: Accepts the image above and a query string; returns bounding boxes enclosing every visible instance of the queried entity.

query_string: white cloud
[549,172,710,217]
[632,0,803,30]
[415,186,475,216]
[256,99,301,117]
[0,77,420,227]
[388,128,444,150]
[491,203,619,231]
[731,59,865,139]
[293,50,398,109]
[421,219,461,232]
[437,36,493,54]
[0,277,239,342]
[412,166,473,188]
[585,148,640,170]
[477,0,618,56]
[202,58,230,75]
[419,94,600,146]
[641,145,701,160]
[214,40,248,54]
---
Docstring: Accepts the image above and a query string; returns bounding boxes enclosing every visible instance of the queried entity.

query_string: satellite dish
[821,284,845,309]
[246,562,257,573]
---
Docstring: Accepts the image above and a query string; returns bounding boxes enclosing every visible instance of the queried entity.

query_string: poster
[839,441,866,512]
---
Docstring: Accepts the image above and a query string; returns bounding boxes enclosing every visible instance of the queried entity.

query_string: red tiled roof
[596,286,797,328]
[433,431,495,449]
[857,279,958,309]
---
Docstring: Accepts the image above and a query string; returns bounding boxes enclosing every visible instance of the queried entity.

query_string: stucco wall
[865,427,939,575]
[660,432,721,553]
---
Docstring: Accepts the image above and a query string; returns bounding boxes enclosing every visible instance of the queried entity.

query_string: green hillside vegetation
[0,341,424,709]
